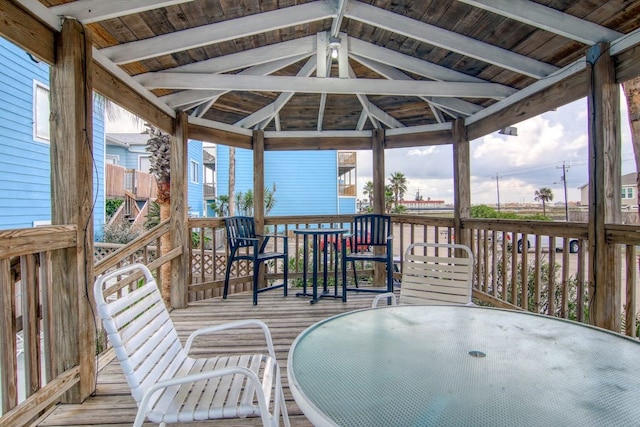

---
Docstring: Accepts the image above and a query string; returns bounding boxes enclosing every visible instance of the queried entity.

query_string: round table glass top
[287,305,640,427]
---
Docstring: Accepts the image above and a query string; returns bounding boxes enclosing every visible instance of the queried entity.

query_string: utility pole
[492,173,502,212]
[557,162,570,221]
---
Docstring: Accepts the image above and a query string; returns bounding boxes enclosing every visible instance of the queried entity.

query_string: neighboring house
[0,37,105,232]
[215,147,356,216]
[579,172,638,209]
[106,133,205,217]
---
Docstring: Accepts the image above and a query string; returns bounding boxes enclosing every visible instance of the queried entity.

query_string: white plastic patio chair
[372,243,474,307]
[94,263,290,427]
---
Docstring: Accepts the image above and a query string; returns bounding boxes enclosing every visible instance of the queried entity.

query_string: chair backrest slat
[399,243,473,306]
[225,216,257,249]
[94,264,189,405]
[354,214,390,247]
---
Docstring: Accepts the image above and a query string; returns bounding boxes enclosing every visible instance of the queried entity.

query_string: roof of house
[578,172,637,189]
[19,1,640,139]
[106,133,149,148]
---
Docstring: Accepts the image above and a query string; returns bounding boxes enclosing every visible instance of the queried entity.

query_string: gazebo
[1,0,640,424]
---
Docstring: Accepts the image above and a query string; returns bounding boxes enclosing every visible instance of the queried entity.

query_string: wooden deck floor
[37,288,384,426]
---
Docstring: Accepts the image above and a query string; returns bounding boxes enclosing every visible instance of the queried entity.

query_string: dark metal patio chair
[341,214,394,301]
[224,216,288,305]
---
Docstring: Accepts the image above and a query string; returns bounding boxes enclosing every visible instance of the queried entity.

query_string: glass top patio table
[287,305,640,427]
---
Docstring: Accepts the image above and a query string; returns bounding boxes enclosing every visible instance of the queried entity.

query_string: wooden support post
[372,130,385,215]
[49,18,95,402]
[587,42,622,331]
[453,119,471,249]
[253,130,266,289]
[170,112,189,309]
[372,129,386,286]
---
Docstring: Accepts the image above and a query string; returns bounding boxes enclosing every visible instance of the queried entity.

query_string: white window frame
[33,80,50,143]
[139,155,151,173]
[106,154,120,165]
[190,160,199,183]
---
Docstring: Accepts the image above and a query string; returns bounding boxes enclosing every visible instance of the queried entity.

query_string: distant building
[579,172,637,209]
[400,199,446,210]
[0,37,105,231]
[215,147,356,216]
[106,133,205,217]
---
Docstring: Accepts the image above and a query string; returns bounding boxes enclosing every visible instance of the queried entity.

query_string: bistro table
[293,227,348,304]
[288,305,640,426]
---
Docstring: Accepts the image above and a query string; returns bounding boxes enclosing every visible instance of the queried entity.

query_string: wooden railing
[2,213,639,423]
[105,164,157,200]
[339,184,356,196]
[0,226,78,422]
[187,214,640,337]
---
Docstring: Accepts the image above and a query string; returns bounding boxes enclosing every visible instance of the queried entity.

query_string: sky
[107,92,635,207]
[357,92,635,205]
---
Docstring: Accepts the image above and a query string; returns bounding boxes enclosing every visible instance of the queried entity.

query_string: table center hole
[469,350,486,358]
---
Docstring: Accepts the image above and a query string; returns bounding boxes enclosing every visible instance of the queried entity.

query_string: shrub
[106,198,124,219]
[102,219,141,244]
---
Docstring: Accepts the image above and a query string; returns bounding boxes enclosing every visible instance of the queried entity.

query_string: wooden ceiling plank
[100,1,334,64]
[457,0,622,45]
[49,0,197,25]
[139,72,518,98]
[345,0,558,78]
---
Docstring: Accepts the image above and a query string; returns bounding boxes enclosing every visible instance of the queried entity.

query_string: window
[33,81,50,142]
[190,160,199,183]
[106,154,120,165]
[622,187,634,199]
[139,156,151,173]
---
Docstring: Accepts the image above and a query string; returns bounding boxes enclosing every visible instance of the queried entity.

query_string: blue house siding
[0,38,106,231]
[188,140,204,216]
[339,197,355,214]
[216,146,343,216]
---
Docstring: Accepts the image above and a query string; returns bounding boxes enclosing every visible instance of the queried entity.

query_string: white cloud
[355,96,638,205]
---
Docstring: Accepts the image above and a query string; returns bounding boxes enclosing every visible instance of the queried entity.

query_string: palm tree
[534,187,554,216]
[388,172,408,209]
[623,77,640,216]
[363,181,374,208]
[384,185,394,213]
[146,125,172,306]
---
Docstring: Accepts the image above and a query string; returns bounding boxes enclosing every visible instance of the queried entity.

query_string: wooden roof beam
[48,0,196,24]
[457,0,622,45]
[139,73,517,98]
[100,1,334,64]
[345,0,558,78]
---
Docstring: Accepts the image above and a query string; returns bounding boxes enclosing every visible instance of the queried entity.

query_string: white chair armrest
[134,366,269,427]
[372,292,397,308]
[184,319,276,357]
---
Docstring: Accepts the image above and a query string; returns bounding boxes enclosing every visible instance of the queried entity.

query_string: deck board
[38,287,387,426]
